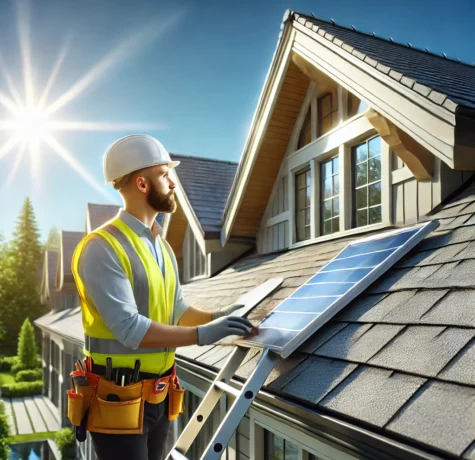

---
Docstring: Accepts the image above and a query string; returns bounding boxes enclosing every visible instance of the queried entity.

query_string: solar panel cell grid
[237,221,439,358]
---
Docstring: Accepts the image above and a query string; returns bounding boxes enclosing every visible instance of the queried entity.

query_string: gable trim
[292,24,455,165]
[221,24,297,246]
[171,169,206,254]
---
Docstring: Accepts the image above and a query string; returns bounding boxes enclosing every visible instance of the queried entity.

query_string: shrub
[5,380,43,397]
[17,319,37,369]
[0,402,9,460]
[55,427,75,460]
[10,362,27,376]
[15,369,42,383]
[0,356,18,371]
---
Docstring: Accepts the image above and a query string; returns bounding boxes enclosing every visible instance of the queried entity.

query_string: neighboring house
[40,250,59,310]
[163,154,249,283]
[55,231,83,311]
[172,10,475,460]
[85,203,121,234]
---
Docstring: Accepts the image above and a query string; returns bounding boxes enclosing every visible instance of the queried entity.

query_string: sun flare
[13,107,49,142]
[0,0,180,199]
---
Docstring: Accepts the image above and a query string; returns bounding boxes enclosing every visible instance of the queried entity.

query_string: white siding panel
[393,183,405,225]
[403,179,418,224]
[418,180,433,218]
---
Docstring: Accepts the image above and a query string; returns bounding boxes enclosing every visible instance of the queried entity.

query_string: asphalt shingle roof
[291,12,475,110]
[178,179,475,458]
[171,154,238,238]
[87,203,120,233]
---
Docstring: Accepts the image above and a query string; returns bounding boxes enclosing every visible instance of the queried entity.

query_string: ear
[135,176,148,194]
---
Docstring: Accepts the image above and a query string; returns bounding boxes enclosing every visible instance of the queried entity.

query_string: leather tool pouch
[168,374,185,421]
[67,371,173,435]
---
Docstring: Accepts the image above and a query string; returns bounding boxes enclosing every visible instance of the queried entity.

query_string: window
[265,430,299,460]
[186,226,206,280]
[353,136,382,227]
[347,92,368,118]
[321,157,340,236]
[317,93,332,137]
[295,168,311,242]
[297,106,312,150]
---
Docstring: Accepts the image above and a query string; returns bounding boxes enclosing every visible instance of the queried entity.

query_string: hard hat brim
[106,160,181,184]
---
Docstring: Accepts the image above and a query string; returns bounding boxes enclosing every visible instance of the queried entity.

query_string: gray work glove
[197,316,254,345]
[211,303,245,320]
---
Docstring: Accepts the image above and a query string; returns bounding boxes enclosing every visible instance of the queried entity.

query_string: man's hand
[197,316,254,345]
[212,303,245,320]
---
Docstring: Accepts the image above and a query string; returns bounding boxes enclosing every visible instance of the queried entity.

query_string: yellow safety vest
[71,217,177,375]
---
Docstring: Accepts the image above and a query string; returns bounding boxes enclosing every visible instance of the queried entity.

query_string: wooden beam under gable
[366,109,433,181]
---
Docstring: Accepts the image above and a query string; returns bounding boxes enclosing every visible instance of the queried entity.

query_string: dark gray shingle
[320,366,425,427]
[387,382,475,456]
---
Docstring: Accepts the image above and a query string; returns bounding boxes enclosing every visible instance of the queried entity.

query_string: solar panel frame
[236,220,439,358]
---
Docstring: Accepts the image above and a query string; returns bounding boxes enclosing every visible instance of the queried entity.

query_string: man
[71,134,254,460]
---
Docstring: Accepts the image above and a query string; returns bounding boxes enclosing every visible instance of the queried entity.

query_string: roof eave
[221,16,296,247]
[176,356,440,460]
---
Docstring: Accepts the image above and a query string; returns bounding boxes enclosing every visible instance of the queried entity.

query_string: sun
[0,0,181,198]
[13,108,49,142]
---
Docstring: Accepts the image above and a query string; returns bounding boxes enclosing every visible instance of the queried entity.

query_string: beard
[146,182,177,213]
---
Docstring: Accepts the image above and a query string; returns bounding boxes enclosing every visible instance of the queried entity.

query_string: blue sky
[0,0,474,242]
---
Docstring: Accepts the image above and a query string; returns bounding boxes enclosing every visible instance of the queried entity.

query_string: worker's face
[145,165,177,213]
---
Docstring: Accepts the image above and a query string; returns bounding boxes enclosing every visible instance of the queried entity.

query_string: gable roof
[34,306,83,345]
[170,154,238,240]
[179,179,475,459]
[86,203,121,234]
[221,10,475,245]
[56,230,83,293]
[293,12,475,111]
[40,250,58,305]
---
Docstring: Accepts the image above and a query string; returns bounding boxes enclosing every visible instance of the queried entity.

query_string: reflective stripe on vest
[71,217,178,374]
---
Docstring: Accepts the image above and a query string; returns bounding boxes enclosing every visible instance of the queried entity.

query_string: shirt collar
[118,209,161,239]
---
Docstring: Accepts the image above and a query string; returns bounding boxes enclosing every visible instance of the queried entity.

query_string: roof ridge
[292,11,475,69]
[170,153,238,165]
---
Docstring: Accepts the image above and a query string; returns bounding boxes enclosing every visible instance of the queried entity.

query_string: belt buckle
[153,377,168,394]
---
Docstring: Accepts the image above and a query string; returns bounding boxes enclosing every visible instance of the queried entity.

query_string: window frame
[250,407,357,460]
[184,225,208,282]
[294,166,312,243]
[351,135,383,229]
[320,155,340,236]
[317,93,333,138]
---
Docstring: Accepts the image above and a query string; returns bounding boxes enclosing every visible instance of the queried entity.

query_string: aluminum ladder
[167,346,279,460]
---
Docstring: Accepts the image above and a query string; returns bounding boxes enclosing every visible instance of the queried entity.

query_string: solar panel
[237,220,439,358]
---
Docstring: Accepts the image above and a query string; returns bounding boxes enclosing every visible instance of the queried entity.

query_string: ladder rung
[214,380,240,398]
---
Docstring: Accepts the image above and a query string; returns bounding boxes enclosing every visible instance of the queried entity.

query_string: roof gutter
[175,356,444,460]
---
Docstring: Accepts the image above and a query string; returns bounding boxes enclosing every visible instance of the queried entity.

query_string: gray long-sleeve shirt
[78,209,189,350]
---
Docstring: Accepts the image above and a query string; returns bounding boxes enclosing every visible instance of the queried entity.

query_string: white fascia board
[161,213,171,240]
[292,23,455,166]
[170,169,206,255]
[85,204,92,235]
[288,114,375,171]
[221,25,296,247]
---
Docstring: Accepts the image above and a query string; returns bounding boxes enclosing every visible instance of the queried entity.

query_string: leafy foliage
[17,318,37,369]
[0,198,46,351]
[0,402,9,460]
[4,381,43,397]
[15,369,42,383]
[45,226,60,251]
[55,428,76,460]
[0,356,18,371]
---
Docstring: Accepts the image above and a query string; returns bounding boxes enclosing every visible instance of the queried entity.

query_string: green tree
[17,318,37,369]
[0,197,45,351]
[45,226,60,251]
[0,402,10,460]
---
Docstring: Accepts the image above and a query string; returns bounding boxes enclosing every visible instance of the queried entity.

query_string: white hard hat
[103,134,180,184]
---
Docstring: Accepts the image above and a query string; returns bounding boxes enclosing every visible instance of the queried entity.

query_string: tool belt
[67,360,185,436]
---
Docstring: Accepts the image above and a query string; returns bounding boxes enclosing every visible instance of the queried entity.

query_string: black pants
[91,397,171,460]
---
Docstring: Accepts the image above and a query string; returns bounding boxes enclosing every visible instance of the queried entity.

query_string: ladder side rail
[171,346,250,457]
[201,348,280,460]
